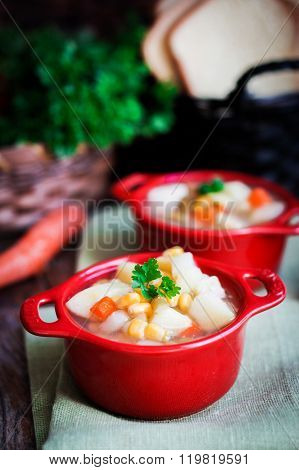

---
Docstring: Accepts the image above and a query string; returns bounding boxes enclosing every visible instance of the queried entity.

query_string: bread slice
[169,0,297,98]
[143,0,199,83]
[154,0,181,17]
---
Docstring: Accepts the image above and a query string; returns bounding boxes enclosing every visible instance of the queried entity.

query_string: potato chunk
[99,310,129,334]
[152,304,192,334]
[66,280,132,318]
[171,252,204,294]
[115,262,136,284]
[189,293,235,333]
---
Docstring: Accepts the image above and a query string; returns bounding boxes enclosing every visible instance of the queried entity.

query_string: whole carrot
[0,204,86,288]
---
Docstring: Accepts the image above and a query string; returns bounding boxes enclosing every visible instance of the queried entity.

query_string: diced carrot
[179,323,202,338]
[248,188,272,208]
[90,296,117,321]
[193,202,216,224]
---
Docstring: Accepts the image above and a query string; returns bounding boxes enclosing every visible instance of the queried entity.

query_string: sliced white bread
[143,0,199,83]
[154,0,181,17]
[169,0,297,98]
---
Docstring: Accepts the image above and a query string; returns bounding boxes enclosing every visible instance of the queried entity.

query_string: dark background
[0,0,298,194]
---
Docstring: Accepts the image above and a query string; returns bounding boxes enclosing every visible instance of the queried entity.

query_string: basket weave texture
[0,144,113,231]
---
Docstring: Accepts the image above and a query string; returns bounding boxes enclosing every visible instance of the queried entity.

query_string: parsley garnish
[198,178,224,195]
[131,258,181,300]
[157,276,181,299]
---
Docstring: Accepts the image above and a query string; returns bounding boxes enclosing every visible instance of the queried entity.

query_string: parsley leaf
[131,258,181,300]
[0,18,177,157]
[157,276,181,299]
[131,258,162,300]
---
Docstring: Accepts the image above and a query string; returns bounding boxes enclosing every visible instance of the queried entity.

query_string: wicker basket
[0,143,113,231]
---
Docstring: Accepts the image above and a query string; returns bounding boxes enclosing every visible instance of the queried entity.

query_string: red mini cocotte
[112,170,299,271]
[21,253,286,419]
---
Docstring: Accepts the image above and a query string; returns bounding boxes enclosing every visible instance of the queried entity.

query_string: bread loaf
[154,0,180,16]
[169,0,298,98]
[143,0,199,83]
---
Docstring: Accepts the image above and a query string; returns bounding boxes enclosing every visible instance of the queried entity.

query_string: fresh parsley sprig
[0,19,177,157]
[131,258,181,300]
[157,276,181,299]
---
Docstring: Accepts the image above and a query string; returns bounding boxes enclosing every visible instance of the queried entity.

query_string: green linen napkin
[25,207,299,449]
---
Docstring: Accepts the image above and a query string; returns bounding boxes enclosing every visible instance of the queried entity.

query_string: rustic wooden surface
[0,237,77,450]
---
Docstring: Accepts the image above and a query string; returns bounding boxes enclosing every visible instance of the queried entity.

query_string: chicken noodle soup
[147,178,285,229]
[66,247,236,345]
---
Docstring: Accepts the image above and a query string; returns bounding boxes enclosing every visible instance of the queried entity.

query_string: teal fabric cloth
[25,208,299,449]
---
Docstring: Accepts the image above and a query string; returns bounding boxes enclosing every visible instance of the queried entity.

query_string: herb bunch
[0,18,177,157]
[132,258,181,301]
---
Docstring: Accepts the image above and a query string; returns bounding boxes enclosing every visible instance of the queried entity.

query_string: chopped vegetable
[152,304,192,333]
[250,201,285,225]
[162,246,184,257]
[248,187,272,208]
[128,318,147,340]
[145,323,166,342]
[128,302,152,318]
[117,292,141,309]
[98,310,129,334]
[157,179,284,229]
[189,294,235,333]
[90,296,117,321]
[179,324,202,338]
[66,280,131,318]
[157,256,172,273]
[116,262,137,284]
[178,292,192,313]
[193,201,216,224]
[67,247,236,345]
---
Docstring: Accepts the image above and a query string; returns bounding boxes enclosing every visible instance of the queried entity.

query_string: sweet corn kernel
[157,256,172,273]
[178,293,192,313]
[136,312,147,322]
[194,195,211,205]
[117,292,140,309]
[128,318,147,340]
[133,288,148,303]
[167,293,180,307]
[145,323,166,342]
[128,302,153,318]
[162,246,184,257]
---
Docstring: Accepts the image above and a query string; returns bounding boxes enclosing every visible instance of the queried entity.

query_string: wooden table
[0,239,77,450]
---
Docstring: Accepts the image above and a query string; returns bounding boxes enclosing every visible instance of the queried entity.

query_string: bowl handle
[237,268,286,317]
[249,204,299,236]
[111,173,153,201]
[21,286,80,338]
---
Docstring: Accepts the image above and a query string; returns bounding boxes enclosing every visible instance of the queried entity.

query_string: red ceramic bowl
[112,170,299,271]
[21,253,286,420]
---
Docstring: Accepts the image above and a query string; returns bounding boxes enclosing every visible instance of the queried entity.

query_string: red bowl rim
[113,170,299,238]
[44,251,285,355]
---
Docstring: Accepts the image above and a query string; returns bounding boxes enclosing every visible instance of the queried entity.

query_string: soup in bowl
[21,249,286,419]
[112,171,299,271]
[66,247,236,346]
[148,178,285,229]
